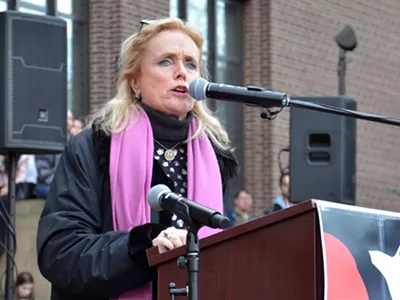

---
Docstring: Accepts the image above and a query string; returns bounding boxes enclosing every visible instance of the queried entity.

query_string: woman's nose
[174,61,187,80]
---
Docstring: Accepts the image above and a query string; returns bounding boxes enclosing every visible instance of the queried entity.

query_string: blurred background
[0,0,400,299]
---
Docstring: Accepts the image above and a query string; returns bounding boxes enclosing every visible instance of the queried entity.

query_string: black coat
[36,125,239,300]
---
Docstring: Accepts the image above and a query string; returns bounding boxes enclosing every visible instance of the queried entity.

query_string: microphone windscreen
[147,184,170,211]
[189,78,209,101]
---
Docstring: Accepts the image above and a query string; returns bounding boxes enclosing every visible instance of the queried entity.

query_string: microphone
[148,184,230,229]
[189,77,289,108]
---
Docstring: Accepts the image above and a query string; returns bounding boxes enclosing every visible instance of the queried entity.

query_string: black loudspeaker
[0,11,67,154]
[289,96,357,205]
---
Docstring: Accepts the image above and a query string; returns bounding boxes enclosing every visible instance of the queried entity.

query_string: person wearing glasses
[36,18,239,300]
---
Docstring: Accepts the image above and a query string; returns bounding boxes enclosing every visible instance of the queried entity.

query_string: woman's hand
[152,226,187,253]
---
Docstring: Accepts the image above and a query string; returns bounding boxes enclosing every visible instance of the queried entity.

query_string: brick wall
[89,0,170,112]
[242,0,275,215]
[244,0,400,215]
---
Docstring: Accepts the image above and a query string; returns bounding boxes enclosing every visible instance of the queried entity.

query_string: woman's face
[17,283,33,298]
[131,30,201,120]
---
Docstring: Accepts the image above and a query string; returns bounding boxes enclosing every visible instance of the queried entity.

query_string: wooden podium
[146,200,324,300]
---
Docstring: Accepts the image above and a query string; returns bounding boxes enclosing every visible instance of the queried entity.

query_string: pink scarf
[109,108,223,300]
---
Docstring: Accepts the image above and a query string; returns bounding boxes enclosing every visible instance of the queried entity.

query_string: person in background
[15,271,36,300]
[0,155,8,197]
[24,155,38,199]
[67,110,74,133]
[265,169,292,214]
[35,154,61,199]
[36,18,239,300]
[69,117,85,136]
[227,189,254,227]
[0,155,37,200]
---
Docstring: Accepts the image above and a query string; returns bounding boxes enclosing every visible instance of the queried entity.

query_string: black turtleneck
[140,103,193,147]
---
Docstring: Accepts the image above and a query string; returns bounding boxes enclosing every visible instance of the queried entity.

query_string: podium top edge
[147,200,317,266]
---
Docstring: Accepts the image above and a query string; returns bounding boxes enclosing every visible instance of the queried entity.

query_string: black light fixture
[335,25,357,95]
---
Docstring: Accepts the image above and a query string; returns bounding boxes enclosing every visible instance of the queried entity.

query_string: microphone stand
[168,204,202,300]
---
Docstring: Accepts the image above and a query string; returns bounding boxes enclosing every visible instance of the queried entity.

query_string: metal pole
[4,153,17,300]
[46,0,56,16]
[7,0,18,10]
[338,49,346,95]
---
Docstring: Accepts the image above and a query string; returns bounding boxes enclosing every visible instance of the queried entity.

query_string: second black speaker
[289,96,357,205]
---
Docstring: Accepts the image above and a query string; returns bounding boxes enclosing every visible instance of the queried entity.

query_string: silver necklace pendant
[164,149,178,162]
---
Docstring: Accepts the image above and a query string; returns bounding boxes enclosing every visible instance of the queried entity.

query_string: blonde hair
[88,18,232,152]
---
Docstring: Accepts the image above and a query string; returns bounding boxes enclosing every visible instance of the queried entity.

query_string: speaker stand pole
[338,49,346,96]
[5,152,17,300]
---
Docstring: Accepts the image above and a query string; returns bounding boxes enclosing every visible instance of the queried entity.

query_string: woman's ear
[130,78,140,96]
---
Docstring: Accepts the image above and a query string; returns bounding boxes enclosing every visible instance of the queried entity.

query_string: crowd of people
[226,170,292,228]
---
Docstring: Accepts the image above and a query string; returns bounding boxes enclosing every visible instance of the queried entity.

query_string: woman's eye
[186,62,197,69]
[159,60,171,66]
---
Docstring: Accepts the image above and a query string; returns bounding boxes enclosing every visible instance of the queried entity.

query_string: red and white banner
[316,201,400,300]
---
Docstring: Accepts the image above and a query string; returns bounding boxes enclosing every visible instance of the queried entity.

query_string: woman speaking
[37,18,239,300]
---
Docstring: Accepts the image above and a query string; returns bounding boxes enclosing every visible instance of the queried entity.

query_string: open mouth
[172,86,188,94]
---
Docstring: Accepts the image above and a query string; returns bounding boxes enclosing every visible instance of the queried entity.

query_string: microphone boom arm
[286,98,400,127]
